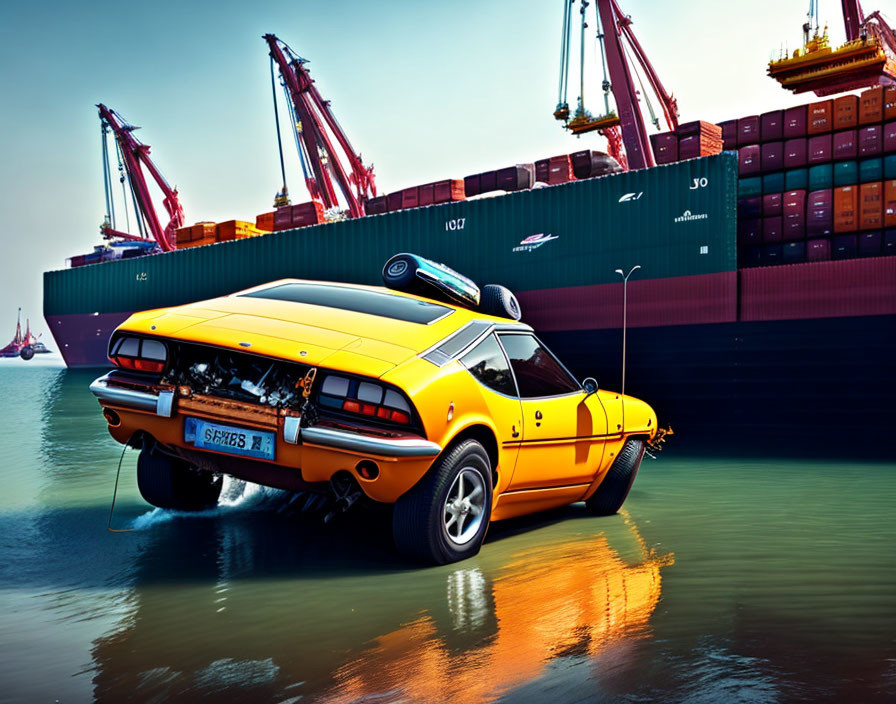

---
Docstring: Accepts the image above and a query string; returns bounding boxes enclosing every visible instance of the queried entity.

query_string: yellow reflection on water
[325,521,673,703]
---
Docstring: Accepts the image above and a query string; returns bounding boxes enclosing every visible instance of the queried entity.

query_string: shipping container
[255,212,274,232]
[782,189,806,240]
[365,195,389,215]
[760,110,784,142]
[886,155,896,180]
[738,218,762,246]
[216,220,259,241]
[833,234,858,259]
[859,125,882,156]
[886,87,896,121]
[739,177,763,198]
[783,105,808,138]
[761,244,783,265]
[859,182,883,229]
[762,215,783,243]
[651,133,679,164]
[808,99,833,134]
[859,86,884,125]
[760,141,784,171]
[833,95,859,129]
[480,170,498,193]
[785,168,809,191]
[763,192,783,216]
[463,174,481,198]
[535,156,572,184]
[832,129,858,160]
[738,145,761,175]
[737,115,760,146]
[887,180,896,227]
[833,160,859,187]
[808,133,832,164]
[782,241,806,263]
[291,202,325,227]
[884,121,896,153]
[762,172,785,194]
[418,183,435,207]
[808,163,833,190]
[834,185,859,233]
[807,189,833,237]
[859,157,883,183]
[886,228,896,253]
[273,207,293,231]
[433,179,464,203]
[858,231,882,257]
[740,245,763,267]
[497,164,535,190]
[738,196,762,218]
[719,119,738,149]
[784,138,808,168]
[807,238,831,262]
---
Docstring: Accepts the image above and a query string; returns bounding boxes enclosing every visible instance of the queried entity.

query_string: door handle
[511,425,520,438]
[535,410,543,420]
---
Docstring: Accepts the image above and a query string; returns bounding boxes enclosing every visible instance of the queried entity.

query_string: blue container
[858,231,882,257]
[808,164,833,190]
[762,172,786,194]
[761,244,783,265]
[739,177,763,198]
[833,235,858,260]
[782,241,807,264]
[785,168,809,191]
[834,160,858,187]
[885,155,896,180]
[859,158,883,183]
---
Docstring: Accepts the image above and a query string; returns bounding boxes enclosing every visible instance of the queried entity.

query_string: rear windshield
[241,283,452,324]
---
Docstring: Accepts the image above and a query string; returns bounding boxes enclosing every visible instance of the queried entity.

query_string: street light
[615,265,640,407]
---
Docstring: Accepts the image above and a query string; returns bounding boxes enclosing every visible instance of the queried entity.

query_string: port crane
[768,0,896,95]
[555,0,679,170]
[98,104,184,252]
[264,34,376,218]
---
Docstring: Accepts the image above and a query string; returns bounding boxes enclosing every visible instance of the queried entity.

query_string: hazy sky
[0,0,860,340]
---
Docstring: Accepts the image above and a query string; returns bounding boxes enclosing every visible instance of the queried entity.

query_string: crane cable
[578,0,588,113]
[620,32,660,130]
[100,121,116,230]
[557,0,573,109]
[594,2,613,117]
[270,56,290,199]
[114,139,132,235]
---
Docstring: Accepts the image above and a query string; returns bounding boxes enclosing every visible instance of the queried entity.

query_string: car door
[457,333,523,484]
[497,333,608,491]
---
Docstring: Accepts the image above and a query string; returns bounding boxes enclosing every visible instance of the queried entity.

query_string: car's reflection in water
[88,496,672,703]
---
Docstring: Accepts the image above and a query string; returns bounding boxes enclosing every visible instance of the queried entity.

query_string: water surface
[0,367,893,702]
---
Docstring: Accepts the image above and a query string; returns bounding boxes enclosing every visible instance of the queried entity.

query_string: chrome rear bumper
[302,426,441,458]
[89,372,174,417]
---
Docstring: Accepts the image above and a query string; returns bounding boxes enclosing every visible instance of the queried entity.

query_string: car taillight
[320,374,413,425]
[109,336,167,374]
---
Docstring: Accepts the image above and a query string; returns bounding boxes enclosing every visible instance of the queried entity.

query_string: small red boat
[1,309,51,360]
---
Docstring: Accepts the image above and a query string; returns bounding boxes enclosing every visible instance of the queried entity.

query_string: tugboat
[1,309,52,360]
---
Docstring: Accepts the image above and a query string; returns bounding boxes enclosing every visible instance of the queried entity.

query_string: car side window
[459,334,517,397]
[497,333,580,398]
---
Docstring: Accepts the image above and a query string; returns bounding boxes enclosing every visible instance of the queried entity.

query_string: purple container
[783,105,808,138]
[859,231,882,256]
[833,130,858,160]
[386,192,403,211]
[738,218,763,246]
[808,134,832,164]
[807,238,832,261]
[761,244,783,265]
[737,115,761,146]
[833,234,858,259]
[883,121,896,154]
[463,174,481,197]
[784,138,808,168]
[678,136,703,160]
[763,193,783,216]
[479,170,498,192]
[885,228,896,254]
[807,189,834,236]
[783,189,806,240]
[719,119,738,150]
[762,216,783,243]
[760,110,784,142]
[738,144,762,175]
[859,125,882,156]
[651,133,679,164]
[738,196,763,218]
[760,141,784,172]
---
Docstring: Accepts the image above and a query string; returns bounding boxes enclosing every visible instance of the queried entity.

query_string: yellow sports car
[91,254,659,564]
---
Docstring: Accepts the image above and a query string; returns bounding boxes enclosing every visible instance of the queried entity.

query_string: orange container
[833,95,858,129]
[885,180,896,228]
[807,99,832,134]
[175,226,193,243]
[859,86,884,125]
[859,182,883,230]
[176,236,216,250]
[833,185,859,233]
[216,220,257,241]
[886,87,896,121]
[255,212,274,232]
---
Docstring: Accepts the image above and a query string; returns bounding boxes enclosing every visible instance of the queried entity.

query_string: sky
[0,0,866,344]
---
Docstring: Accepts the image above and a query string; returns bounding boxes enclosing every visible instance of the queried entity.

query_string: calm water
[0,366,894,703]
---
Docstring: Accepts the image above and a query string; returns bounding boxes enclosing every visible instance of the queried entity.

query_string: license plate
[184,417,275,461]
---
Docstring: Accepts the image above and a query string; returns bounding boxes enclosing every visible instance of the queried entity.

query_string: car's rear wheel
[137,441,222,511]
[393,439,492,564]
[585,438,645,515]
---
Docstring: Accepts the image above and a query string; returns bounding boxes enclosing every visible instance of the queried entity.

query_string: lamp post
[615,265,640,400]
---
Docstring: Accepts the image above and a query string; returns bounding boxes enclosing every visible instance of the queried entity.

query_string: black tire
[585,438,645,516]
[479,284,522,321]
[137,442,222,511]
[382,253,419,290]
[19,346,34,360]
[393,439,493,564]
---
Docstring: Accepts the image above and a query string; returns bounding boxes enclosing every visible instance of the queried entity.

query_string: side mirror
[583,377,598,396]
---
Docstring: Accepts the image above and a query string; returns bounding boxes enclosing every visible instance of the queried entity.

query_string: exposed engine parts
[162,344,311,411]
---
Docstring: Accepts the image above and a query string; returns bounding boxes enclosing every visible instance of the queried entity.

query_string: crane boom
[97,105,183,252]
[264,34,375,218]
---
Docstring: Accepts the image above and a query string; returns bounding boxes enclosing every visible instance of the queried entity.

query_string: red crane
[555,0,679,170]
[98,104,184,252]
[264,34,376,218]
